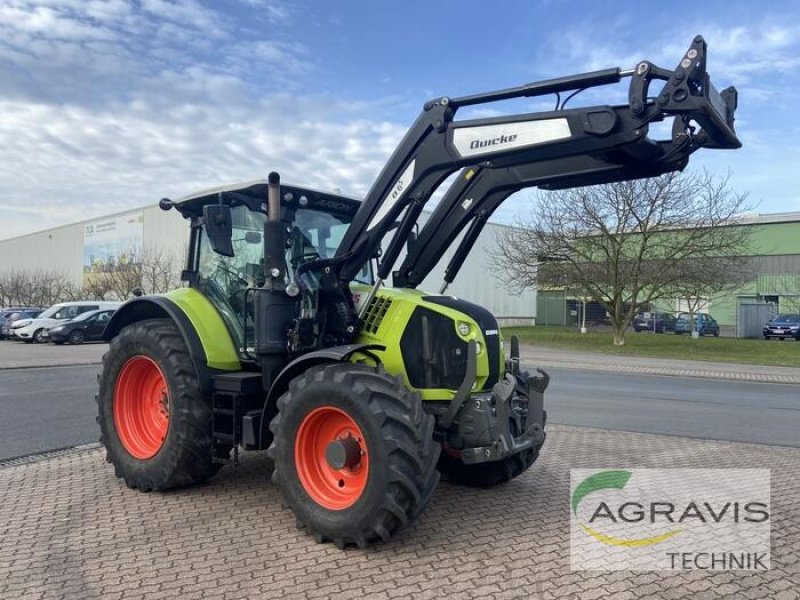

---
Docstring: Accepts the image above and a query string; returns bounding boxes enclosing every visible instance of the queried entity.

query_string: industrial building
[0,194,536,325]
[536,212,800,337]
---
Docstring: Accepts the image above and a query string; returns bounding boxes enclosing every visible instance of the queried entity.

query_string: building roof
[736,211,800,226]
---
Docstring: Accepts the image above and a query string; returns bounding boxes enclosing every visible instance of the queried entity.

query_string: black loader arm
[321,35,738,337]
[334,35,738,284]
[395,140,696,289]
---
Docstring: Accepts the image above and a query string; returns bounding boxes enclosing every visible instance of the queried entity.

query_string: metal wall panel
[1,205,536,322]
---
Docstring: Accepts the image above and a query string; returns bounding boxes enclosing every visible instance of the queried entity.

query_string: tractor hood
[352,285,503,400]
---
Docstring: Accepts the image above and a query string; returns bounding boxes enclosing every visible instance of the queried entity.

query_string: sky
[1,0,799,239]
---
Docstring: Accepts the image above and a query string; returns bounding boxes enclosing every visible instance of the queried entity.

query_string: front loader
[98,36,741,547]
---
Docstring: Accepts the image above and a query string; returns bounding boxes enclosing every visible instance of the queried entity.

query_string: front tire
[97,318,222,491]
[32,328,46,343]
[269,364,440,548]
[68,330,85,345]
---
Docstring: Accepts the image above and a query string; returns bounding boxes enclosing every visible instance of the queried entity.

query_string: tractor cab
[167,182,369,359]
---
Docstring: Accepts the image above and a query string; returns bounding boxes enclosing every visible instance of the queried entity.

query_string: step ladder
[211,372,263,466]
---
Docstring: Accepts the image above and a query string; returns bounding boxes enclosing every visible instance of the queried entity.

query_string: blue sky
[1,0,799,238]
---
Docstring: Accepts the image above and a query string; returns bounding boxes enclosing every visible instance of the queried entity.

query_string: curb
[0,362,102,371]
[0,443,102,468]
[521,356,800,385]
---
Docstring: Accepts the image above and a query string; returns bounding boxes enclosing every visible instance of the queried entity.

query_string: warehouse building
[536,212,800,337]
[0,192,536,325]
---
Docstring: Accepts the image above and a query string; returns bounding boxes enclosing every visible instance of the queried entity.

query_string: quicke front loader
[98,36,741,548]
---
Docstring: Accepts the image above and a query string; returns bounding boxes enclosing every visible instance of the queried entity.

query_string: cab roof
[172,179,362,220]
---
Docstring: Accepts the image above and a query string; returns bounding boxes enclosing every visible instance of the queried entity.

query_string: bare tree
[100,245,183,299]
[81,276,116,301]
[0,269,82,307]
[0,245,183,307]
[493,170,751,345]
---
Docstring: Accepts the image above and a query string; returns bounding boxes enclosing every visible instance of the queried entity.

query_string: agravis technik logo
[569,469,771,571]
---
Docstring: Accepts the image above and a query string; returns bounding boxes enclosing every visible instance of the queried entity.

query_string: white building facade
[0,203,536,325]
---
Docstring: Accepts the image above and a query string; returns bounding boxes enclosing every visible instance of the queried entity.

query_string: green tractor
[98,37,740,547]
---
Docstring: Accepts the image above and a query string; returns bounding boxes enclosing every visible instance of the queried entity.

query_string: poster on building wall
[82,212,144,284]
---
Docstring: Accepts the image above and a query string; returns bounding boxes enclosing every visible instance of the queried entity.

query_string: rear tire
[269,363,440,548]
[97,318,223,491]
[437,446,540,488]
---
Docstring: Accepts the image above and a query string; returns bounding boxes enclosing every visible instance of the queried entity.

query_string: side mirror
[203,204,234,257]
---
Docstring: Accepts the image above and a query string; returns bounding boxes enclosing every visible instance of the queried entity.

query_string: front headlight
[50,326,65,333]
[457,321,471,336]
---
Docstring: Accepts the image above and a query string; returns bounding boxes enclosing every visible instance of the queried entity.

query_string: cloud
[0,0,408,239]
[1,2,798,240]
[541,20,800,99]
[236,0,292,23]
[0,94,407,238]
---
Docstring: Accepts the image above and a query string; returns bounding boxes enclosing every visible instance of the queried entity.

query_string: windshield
[771,314,799,323]
[38,305,65,319]
[71,311,99,322]
[195,203,369,357]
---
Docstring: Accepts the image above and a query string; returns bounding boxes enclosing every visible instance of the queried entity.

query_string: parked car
[632,311,676,333]
[0,308,43,339]
[10,301,121,343]
[762,314,800,341]
[44,309,116,345]
[674,312,720,336]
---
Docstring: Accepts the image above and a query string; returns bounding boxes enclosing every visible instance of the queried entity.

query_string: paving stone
[1,425,798,600]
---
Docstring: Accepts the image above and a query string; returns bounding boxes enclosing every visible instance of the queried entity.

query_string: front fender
[258,343,385,448]
[103,290,241,393]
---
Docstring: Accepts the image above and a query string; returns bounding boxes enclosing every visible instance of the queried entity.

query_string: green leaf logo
[572,470,681,547]
[572,470,632,515]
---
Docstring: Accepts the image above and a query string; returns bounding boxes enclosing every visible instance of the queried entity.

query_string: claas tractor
[98,36,740,548]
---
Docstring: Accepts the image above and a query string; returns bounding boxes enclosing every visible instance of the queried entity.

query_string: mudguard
[103,289,241,393]
[258,343,385,448]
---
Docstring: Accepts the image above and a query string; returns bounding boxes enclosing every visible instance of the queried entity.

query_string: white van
[10,301,122,343]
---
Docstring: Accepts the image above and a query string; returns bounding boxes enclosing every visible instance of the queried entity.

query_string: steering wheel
[208,263,254,318]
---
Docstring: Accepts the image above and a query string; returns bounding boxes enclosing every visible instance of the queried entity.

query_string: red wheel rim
[113,356,170,459]
[294,406,369,510]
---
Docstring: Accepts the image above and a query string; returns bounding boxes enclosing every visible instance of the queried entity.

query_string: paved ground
[4,363,800,461]
[0,339,106,369]
[1,425,798,600]
[545,368,800,448]
[0,365,101,459]
[521,345,800,385]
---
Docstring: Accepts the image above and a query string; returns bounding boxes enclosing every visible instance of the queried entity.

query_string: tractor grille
[423,296,501,390]
[361,295,393,334]
[401,307,468,390]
